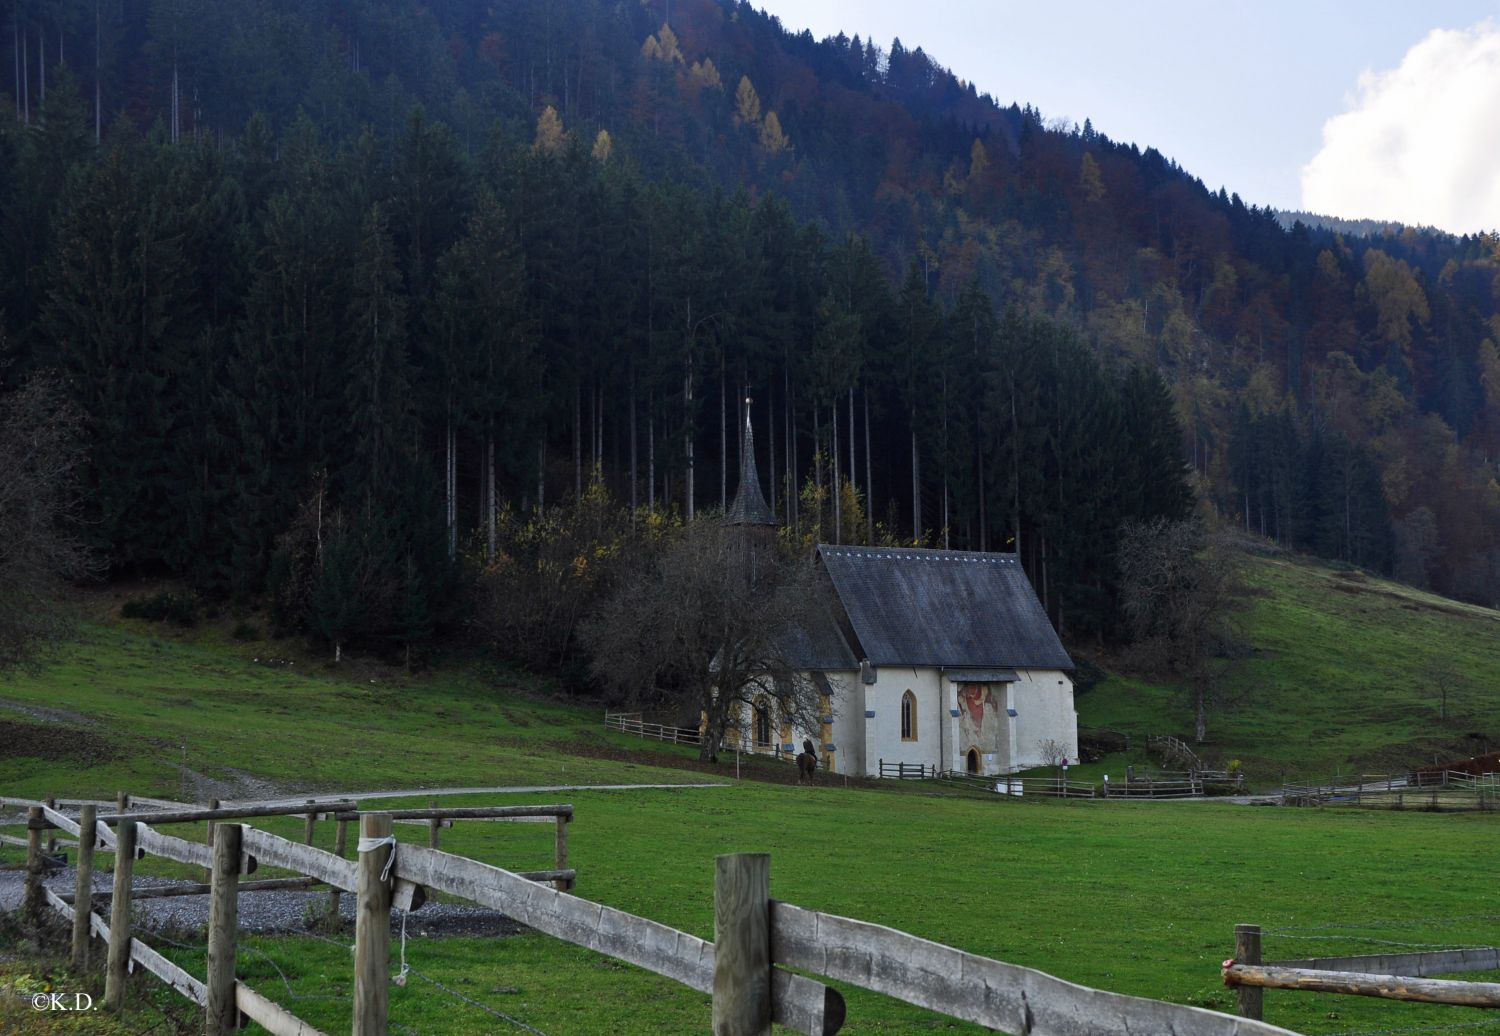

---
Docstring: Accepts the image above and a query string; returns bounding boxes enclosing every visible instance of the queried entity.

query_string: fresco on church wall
[958,683,1004,765]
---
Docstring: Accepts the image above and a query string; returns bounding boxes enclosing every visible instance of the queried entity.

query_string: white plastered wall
[796,666,1077,778]
[1006,669,1079,771]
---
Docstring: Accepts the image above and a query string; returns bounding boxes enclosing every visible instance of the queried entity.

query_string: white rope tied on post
[356,834,398,883]
[356,833,409,985]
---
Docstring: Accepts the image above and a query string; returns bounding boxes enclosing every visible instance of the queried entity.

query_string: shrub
[121,591,199,626]
[231,621,262,642]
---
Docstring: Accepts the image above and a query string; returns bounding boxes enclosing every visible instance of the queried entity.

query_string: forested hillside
[4,0,1500,660]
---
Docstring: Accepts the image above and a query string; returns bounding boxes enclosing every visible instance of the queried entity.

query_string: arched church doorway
[966,748,980,774]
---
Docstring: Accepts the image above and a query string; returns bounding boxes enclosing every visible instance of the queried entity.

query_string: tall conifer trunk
[684,343,694,520]
[719,359,726,511]
[537,438,546,517]
[812,408,821,537]
[444,416,456,560]
[941,370,949,549]
[864,389,873,544]
[768,381,776,519]
[14,9,21,121]
[94,1,101,141]
[486,431,496,560]
[629,378,638,520]
[848,386,856,500]
[911,419,920,540]
[786,367,796,528]
[832,403,841,543]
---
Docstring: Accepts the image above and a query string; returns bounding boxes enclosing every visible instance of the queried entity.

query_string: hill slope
[7,0,1500,618]
[2,547,1497,797]
[1082,549,1500,776]
[3,567,1499,1036]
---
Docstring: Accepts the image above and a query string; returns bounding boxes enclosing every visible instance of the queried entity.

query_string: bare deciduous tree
[1117,517,1242,743]
[580,520,828,763]
[1035,738,1069,767]
[0,365,93,670]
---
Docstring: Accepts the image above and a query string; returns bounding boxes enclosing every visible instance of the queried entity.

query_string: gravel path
[219,782,730,807]
[0,865,526,939]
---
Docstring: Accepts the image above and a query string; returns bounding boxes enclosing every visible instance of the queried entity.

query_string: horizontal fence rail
[9,791,584,1036]
[770,901,1295,1035]
[9,792,1315,1035]
[878,760,936,780]
[1281,770,1498,811]
[1227,922,1500,1024]
[1268,947,1500,978]
[604,711,702,746]
[938,770,1097,798]
[1224,963,1500,1008]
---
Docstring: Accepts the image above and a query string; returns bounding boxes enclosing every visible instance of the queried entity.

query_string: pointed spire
[726,397,775,526]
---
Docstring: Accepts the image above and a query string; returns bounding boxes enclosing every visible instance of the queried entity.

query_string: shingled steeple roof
[725,398,775,526]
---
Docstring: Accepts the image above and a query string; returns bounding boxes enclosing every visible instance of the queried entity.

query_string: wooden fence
[604,711,702,747]
[1281,771,1498,811]
[2,789,1309,1036]
[1147,733,1204,771]
[938,769,1098,798]
[1223,923,1500,1020]
[877,759,937,780]
[936,767,1246,800]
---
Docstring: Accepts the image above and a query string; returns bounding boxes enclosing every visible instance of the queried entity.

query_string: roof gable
[816,545,1073,670]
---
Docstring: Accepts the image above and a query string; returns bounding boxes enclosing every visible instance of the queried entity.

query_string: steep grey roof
[816,545,1073,670]
[776,608,858,671]
[725,400,775,526]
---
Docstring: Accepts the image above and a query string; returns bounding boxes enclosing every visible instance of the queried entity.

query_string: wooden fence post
[353,813,393,1036]
[72,804,97,972]
[329,816,350,921]
[23,806,44,925]
[44,797,57,855]
[712,852,771,1036]
[203,797,219,885]
[104,820,137,1012]
[428,799,441,850]
[206,823,242,1036]
[1235,923,1263,1021]
[554,812,572,891]
[303,800,317,846]
[116,790,129,814]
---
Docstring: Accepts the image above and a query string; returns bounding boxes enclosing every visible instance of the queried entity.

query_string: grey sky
[752,2,1500,227]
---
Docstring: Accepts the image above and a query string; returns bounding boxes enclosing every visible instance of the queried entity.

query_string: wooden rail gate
[9,791,1302,1035]
[1224,923,1500,1021]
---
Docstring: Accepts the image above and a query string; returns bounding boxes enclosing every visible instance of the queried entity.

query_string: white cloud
[1302,22,1500,234]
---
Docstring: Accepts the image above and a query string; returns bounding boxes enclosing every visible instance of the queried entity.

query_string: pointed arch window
[753,697,773,748]
[900,690,918,741]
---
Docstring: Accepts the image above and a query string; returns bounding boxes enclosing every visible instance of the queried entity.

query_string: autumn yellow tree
[592,129,613,162]
[1078,152,1105,205]
[1363,250,1429,358]
[759,110,790,154]
[734,75,761,126]
[656,23,683,63]
[689,58,722,89]
[533,105,565,155]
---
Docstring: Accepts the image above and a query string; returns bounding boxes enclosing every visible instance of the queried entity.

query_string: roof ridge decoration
[725,397,775,526]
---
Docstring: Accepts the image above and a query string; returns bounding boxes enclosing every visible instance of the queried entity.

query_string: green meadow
[3,549,1499,1034]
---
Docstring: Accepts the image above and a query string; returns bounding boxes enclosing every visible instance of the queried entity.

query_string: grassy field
[3,550,1500,1034]
[3,787,1497,1035]
[1082,550,1500,778]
